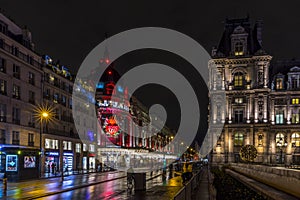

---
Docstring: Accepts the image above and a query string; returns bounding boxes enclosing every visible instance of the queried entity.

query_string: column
[247,96,250,123]
[254,97,258,123]
[263,95,268,122]
[228,97,232,123]
[264,62,269,88]
[287,96,291,124]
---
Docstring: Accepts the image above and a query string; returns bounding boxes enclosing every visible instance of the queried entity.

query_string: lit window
[235,98,243,104]
[276,133,286,146]
[76,143,81,153]
[291,133,300,147]
[275,110,284,124]
[83,144,87,151]
[63,141,68,150]
[89,144,95,152]
[234,41,244,56]
[234,133,244,146]
[276,78,283,90]
[45,139,50,149]
[292,98,299,105]
[68,141,72,150]
[292,109,300,124]
[234,72,244,87]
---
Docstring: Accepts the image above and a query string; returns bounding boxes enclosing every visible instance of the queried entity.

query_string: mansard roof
[213,16,264,58]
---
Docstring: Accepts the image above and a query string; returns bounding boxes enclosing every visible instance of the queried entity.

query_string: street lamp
[34,104,55,178]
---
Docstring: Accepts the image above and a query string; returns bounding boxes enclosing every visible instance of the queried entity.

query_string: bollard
[3,173,7,192]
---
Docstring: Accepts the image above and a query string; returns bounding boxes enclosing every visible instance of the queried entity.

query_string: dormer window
[276,78,283,90]
[234,41,244,56]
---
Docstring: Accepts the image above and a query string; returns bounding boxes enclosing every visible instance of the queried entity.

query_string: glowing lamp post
[34,104,54,178]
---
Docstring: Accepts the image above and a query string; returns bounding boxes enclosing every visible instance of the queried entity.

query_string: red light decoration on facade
[105,117,120,136]
[108,70,112,75]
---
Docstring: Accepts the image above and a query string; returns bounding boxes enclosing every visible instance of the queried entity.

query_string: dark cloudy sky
[1,0,300,144]
[1,0,300,70]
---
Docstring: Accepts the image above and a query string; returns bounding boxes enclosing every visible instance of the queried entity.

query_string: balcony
[0,90,7,95]
[0,41,42,69]
[12,118,20,125]
[28,122,35,128]
[13,73,20,79]
[28,79,35,86]
[12,140,20,145]
[29,99,35,105]
[28,141,34,147]
[12,94,20,99]
[0,138,5,144]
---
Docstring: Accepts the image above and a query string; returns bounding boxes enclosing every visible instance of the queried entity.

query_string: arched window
[234,133,244,146]
[234,72,244,87]
[291,133,300,147]
[276,133,286,147]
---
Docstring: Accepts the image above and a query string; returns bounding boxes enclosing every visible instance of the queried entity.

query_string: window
[0,79,7,95]
[12,131,19,145]
[292,98,299,105]
[0,129,5,144]
[28,72,35,85]
[276,133,286,147]
[13,84,20,99]
[275,110,284,124]
[53,93,59,103]
[44,88,50,99]
[292,109,300,124]
[258,134,263,147]
[276,78,283,90]
[0,104,6,122]
[61,95,66,106]
[234,72,244,87]
[291,133,300,147]
[69,98,72,109]
[12,107,20,125]
[234,133,244,146]
[235,98,243,104]
[29,91,35,104]
[67,141,72,150]
[275,98,285,105]
[234,41,244,56]
[234,109,244,123]
[28,133,34,146]
[291,77,298,89]
[13,64,20,79]
[257,71,264,85]
[0,57,6,73]
[89,144,95,152]
[45,138,58,149]
[75,143,81,153]
[83,144,87,151]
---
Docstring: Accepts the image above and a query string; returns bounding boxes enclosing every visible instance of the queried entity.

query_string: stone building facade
[209,17,300,165]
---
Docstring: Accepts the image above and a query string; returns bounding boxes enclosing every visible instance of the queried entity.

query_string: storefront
[0,145,40,181]
[89,153,96,170]
[63,152,73,172]
[44,151,59,173]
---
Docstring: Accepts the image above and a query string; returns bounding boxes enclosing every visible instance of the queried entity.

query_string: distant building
[209,16,300,165]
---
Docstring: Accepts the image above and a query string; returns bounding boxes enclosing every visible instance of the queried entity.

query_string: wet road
[1,171,126,200]
[37,172,168,200]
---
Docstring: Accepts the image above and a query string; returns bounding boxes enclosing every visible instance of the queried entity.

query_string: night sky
[1,1,300,144]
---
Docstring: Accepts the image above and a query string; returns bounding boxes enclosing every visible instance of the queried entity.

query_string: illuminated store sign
[6,155,17,171]
[98,100,129,111]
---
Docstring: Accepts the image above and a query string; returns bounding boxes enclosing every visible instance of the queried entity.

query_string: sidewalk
[192,168,210,200]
